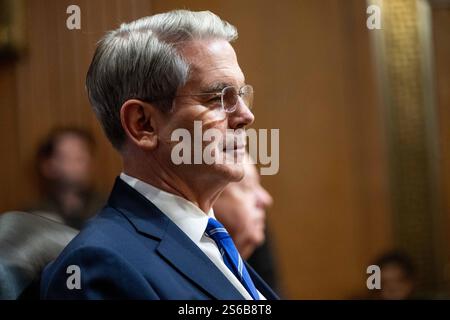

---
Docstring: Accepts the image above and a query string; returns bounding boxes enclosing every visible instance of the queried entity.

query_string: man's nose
[257,186,273,209]
[228,97,255,129]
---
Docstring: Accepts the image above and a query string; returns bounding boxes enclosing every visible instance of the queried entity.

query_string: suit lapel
[108,178,245,300]
[156,221,245,300]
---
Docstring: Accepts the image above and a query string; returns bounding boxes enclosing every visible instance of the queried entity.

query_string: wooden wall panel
[432,5,450,288]
[4,0,155,208]
[0,61,21,212]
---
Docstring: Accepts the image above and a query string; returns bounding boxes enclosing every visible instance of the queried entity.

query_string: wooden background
[0,0,447,299]
[433,2,450,290]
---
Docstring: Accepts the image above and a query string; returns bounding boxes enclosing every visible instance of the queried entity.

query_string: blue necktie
[205,217,260,300]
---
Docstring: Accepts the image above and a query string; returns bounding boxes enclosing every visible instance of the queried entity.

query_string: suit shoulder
[40,206,161,299]
[68,206,141,249]
[40,244,158,299]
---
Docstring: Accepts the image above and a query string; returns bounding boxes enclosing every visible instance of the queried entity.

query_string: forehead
[178,39,245,91]
[55,134,91,154]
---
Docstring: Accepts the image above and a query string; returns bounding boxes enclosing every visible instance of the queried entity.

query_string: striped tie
[205,217,259,300]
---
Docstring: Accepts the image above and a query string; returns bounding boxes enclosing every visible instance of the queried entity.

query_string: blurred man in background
[214,157,282,294]
[214,159,271,259]
[29,127,104,229]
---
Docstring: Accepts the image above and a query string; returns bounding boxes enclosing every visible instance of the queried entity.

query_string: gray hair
[86,10,238,150]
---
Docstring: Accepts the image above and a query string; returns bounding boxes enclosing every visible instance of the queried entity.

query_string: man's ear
[120,99,159,151]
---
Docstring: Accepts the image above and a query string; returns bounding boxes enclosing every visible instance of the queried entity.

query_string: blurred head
[86,10,254,207]
[37,127,95,191]
[214,158,273,258]
[375,251,416,300]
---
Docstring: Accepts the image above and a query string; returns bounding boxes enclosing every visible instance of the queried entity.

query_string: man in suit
[41,10,279,300]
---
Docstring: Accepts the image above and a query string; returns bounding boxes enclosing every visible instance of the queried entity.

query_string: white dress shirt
[120,172,265,300]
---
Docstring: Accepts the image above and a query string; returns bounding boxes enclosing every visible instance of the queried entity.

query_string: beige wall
[0,0,394,299]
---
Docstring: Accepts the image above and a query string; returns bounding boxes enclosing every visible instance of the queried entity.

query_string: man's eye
[208,96,221,102]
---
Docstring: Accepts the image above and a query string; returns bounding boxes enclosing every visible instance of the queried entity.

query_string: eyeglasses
[176,84,254,113]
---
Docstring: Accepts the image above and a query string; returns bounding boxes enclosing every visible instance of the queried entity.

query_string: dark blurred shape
[247,231,283,297]
[29,127,104,229]
[375,250,416,300]
[0,0,26,59]
[0,211,78,299]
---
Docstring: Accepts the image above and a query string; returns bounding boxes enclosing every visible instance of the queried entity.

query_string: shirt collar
[119,172,214,243]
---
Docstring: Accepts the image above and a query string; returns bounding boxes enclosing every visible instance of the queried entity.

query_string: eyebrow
[199,82,232,94]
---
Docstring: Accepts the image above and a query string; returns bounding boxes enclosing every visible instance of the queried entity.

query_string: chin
[215,148,247,181]
[214,162,245,182]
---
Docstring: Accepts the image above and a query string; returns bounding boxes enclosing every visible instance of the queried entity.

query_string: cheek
[247,199,266,222]
[237,202,258,224]
[163,107,225,137]
[226,203,250,226]
[180,101,228,128]
[167,113,228,150]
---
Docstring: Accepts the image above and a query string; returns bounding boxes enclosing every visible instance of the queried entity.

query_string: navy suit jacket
[40,177,279,300]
